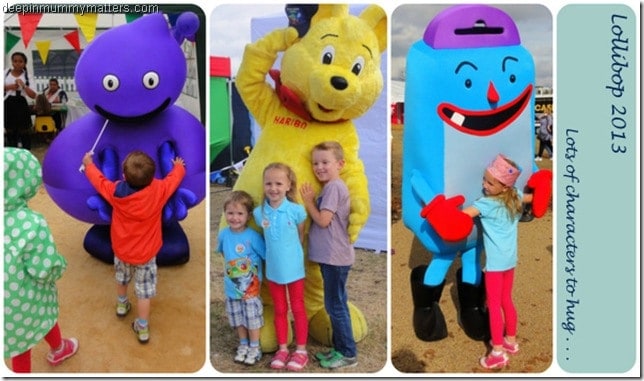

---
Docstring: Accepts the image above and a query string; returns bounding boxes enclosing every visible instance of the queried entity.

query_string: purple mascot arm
[86,147,120,223]
[158,141,197,223]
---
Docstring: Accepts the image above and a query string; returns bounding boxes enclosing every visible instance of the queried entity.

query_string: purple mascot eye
[103,74,119,91]
[143,72,160,89]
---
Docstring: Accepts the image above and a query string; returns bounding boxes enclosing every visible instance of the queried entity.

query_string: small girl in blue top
[218,190,266,366]
[253,162,309,371]
[462,154,535,370]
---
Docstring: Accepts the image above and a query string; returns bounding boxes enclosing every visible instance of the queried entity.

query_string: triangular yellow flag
[35,40,51,64]
[74,13,98,42]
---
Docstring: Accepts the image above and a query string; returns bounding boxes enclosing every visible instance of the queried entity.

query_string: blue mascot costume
[42,12,205,266]
[403,5,551,342]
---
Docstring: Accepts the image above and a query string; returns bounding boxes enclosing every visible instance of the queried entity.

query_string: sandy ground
[3,128,552,375]
[4,142,206,374]
[390,127,554,373]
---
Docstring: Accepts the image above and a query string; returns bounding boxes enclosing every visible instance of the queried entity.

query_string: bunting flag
[35,40,51,64]
[5,31,21,54]
[74,13,98,42]
[64,30,81,54]
[125,13,143,23]
[17,13,43,47]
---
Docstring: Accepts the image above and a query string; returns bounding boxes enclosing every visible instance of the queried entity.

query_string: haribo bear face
[280,6,386,123]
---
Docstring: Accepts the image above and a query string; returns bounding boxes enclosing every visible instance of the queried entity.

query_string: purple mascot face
[75,13,185,123]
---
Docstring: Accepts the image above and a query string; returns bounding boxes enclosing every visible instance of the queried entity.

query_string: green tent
[209,56,231,165]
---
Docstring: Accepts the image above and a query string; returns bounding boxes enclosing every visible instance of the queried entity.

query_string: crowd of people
[4,51,68,149]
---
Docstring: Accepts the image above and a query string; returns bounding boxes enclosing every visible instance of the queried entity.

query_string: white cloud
[209,4,284,76]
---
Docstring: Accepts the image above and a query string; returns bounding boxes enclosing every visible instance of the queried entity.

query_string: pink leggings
[268,279,308,347]
[484,269,517,346]
[11,322,62,373]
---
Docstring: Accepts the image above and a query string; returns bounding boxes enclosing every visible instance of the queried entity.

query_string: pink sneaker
[489,339,520,354]
[46,338,79,366]
[286,350,309,371]
[270,349,290,369]
[503,339,519,354]
[480,351,508,369]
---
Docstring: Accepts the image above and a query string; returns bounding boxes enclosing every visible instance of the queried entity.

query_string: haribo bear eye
[321,45,335,65]
[351,56,365,76]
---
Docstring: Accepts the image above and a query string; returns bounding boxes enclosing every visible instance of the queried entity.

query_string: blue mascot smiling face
[75,13,186,123]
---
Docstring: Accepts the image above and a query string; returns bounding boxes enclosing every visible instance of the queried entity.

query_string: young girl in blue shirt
[462,154,534,369]
[253,162,308,371]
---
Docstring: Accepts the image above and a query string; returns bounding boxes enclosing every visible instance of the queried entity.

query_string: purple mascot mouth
[95,98,171,123]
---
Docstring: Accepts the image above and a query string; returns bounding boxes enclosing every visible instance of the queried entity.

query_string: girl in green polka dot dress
[4,148,79,372]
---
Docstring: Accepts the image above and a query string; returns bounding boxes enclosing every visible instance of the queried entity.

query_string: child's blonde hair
[490,156,523,220]
[262,162,298,203]
[223,190,255,217]
[312,141,344,161]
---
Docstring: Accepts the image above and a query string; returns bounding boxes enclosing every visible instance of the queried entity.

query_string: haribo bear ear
[359,5,387,54]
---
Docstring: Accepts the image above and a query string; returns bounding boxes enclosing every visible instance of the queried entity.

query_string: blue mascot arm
[158,141,197,223]
[411,169,473,242]
[410,169,435,205]
[86,147,119,223]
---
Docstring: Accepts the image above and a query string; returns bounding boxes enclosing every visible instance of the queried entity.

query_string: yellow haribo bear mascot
[227,4,386,352]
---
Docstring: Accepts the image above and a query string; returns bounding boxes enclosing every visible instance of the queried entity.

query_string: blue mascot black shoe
[410,265,448,341]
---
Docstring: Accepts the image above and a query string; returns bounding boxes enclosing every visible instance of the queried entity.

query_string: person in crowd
[4,51,37,149]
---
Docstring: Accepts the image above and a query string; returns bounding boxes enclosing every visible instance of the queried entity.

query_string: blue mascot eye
[142,71,160,89]
[465,78,472,88]
[102,74,119,91]
[509,74,516,83]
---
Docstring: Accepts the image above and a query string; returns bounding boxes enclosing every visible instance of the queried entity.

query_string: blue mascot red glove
[527,169,553,218]
[420,194,473,242]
